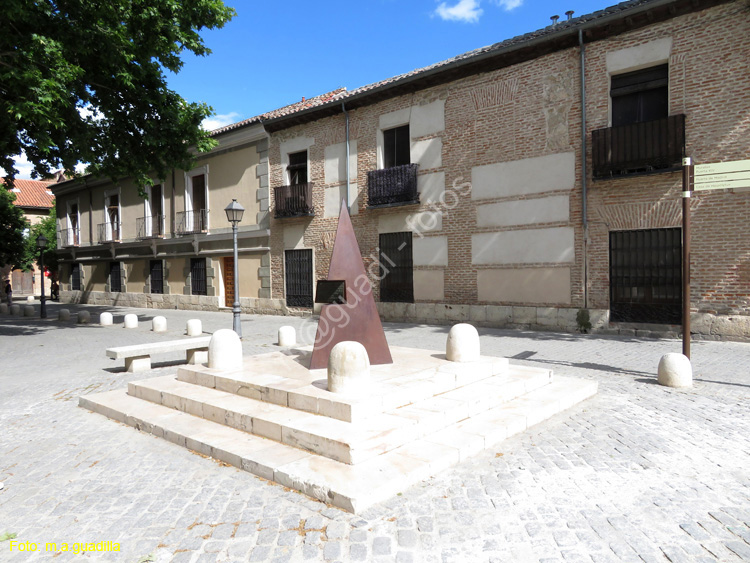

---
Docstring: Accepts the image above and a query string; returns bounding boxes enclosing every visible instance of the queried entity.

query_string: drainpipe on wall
[342,102,351,209]
[579,28,589,310]
[86,178,93,246]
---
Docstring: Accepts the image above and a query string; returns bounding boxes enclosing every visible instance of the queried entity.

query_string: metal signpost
[681,158,750,359]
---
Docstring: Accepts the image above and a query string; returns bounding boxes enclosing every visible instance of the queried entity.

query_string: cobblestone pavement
[1,302,749,563]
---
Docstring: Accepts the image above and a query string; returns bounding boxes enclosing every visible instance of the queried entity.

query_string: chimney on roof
[550,14,559,26]
[565,10,574,20]
[302,96,305,102]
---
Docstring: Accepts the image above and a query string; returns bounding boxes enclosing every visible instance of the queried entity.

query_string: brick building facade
[263,0,750,338]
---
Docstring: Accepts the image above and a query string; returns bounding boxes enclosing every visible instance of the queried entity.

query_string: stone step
[127,365,551,465]
[79,375,597,514]
[176,346,511,423]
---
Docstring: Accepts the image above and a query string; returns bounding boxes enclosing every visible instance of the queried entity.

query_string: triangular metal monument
[309,201,393,369]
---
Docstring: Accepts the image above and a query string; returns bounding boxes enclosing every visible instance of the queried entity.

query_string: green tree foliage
[0,187,29,268]
[1,0,235,192]
[22,207,58,274]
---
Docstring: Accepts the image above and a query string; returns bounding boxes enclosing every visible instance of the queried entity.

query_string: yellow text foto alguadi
[8,540,120,554]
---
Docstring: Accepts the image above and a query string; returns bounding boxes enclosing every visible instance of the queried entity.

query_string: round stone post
[186,319,202,336]
[124,314,138,329]
[657,353,692,388]
[0,303,8,314]
[278,326,296,347]
[100,312,113,326]
[208,329,243,370]
[446,323,480,362]
[24,305,35,317]
[58,309,70,321]
[328,341,370,394]
[10,304,21,316]
[26,296,35,303]
[77,310,91,324]
[152,316,167,332]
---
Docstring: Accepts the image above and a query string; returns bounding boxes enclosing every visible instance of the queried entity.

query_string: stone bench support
[106,336,212,373]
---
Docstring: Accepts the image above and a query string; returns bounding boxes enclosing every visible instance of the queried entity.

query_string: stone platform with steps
[79,346,597,513]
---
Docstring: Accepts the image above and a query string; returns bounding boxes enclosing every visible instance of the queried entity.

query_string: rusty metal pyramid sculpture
[309,201,393,370]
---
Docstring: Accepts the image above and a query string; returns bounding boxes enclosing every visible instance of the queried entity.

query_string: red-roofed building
[2,178,55,296]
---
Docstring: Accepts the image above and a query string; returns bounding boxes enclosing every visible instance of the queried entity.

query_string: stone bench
[106,337,212,373]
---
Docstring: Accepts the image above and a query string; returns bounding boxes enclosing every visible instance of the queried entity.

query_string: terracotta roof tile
[2,178,55,209]
[209,0,668,134]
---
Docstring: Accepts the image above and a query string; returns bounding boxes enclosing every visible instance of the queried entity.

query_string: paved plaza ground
[1,302,749,563]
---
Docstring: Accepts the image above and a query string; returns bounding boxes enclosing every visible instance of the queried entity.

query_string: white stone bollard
[328,341,370,394]
[27,296,35,303]
[100,312,113,326]
[10,304,21,316]
[657,353,692,388]
[77,310,91,324]
[446,323,480,362]
[278,326,296,347]
[58,309,71,321]
[186,319,202,336]
[152,316,167,332]
[0,303,8,314]
[124,313,138,329]
[208,329,243,370]
[24,305,35,317]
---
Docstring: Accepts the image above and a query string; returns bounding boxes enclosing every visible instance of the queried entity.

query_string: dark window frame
[109,262,122,293]
[379,232,414,303]
[287,151,308,186]
[191,258,207,296]
[383,125,410,170]
[71,263,81,291]
[150,260,164,295]
[284,249,313,308]
[611,64,668,127]
[609,228,682,324]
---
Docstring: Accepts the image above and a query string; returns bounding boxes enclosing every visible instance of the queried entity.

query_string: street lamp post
[224,199,245,337]
[37,234,48,319]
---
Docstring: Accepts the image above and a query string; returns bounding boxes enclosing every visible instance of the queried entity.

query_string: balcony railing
[367,163,419,208]
[592,114,686,179]
[97,222,121,243]
[58,226,80,247]
[176,209,209,235]
[136,215,165,239]
[274,183,314,218]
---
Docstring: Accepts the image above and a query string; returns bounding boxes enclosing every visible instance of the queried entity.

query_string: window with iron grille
[609,228,682,324]
[109,262,122,293]
[191,258,207,296]
[611,64,668,127]
[383,125,410,169]
[285,249,313,308]
[288,151,308,185]
[379,232,413,303]
[71,263,81,291]
[150,260,164,294]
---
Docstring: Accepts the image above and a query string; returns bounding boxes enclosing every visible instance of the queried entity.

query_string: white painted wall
[477,267,571,304]
[472,227,575,265]
[471,152,575,200]
[476,195,570,228]
[413,236,448,267]
[414,270,445,301]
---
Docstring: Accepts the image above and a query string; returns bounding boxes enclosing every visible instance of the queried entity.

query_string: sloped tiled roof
[209,0,718,134]
[2,178,55,209]
[208,88,348,136]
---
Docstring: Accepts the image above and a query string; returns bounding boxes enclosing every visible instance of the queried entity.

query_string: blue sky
[12,0,618,177]
[173,0,617,130]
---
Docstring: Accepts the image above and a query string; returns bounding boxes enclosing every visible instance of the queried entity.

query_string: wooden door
[223,256,235,307]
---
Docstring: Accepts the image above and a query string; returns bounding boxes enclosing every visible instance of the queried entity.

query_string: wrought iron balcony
[592,114,685,179]
[274,182,314,218]
[367,163,419,208]
[97,222,121,243]
[136,215,165,239]
[58,226,80,247]
[176,209,209,234]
